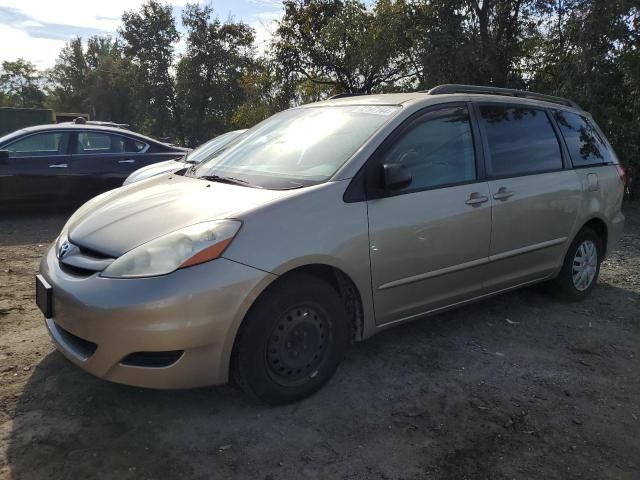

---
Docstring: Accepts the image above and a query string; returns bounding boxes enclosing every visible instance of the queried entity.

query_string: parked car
[0,121,187,209]
[37,85,625,404]
[123,129,246,185]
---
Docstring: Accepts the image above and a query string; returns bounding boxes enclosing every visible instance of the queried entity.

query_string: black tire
[232,273,350,405]
[551,227,603,301]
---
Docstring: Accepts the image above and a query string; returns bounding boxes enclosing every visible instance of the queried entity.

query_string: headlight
[100,220,241,278]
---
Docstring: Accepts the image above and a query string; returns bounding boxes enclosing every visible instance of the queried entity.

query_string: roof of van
[315,85,584,113]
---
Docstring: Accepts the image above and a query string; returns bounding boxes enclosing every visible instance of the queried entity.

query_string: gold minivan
[37,85,626,404]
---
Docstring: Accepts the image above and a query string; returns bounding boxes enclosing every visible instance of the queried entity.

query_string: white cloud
[0,0,149,31]
[0,0,282,69]
[251,10,282,55]
[0,24,66,69]
[0,0,194,69]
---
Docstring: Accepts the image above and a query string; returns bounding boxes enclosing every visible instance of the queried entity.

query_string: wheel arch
[240,262,365,342]
[225,262,366,385]
[581,216,608,256]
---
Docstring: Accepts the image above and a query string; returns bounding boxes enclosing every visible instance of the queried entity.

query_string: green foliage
[176,3,255,146]
[0,59,46,108]
[231,59,292,129]
[120,0,181,142]
[48,36,135,123]
[273,0,413,93]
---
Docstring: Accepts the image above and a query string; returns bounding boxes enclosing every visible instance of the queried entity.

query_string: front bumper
[39,245,275,389]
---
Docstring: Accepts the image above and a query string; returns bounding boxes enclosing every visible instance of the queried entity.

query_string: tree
[0,59,46,108]
[232,58,294,129]
[273,0,414,94]
[120,0,181,142]
[84,37,137,123]
[47,36,135,124]
[402,0,472,88]
[47,38,87,113]
[530,0,640,196]
[176,3,255,146]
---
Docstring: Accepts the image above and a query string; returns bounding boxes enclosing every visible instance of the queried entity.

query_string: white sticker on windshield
[350,105,399,116]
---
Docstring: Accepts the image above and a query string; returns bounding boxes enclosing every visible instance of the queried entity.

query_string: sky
[0,0,283,70]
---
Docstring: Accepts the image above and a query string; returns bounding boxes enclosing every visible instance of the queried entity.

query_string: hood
[123,160,185,185]
[67,174,294,257]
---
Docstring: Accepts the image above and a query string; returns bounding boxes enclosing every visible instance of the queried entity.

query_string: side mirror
[0,150,9,164]
[381,163,412,190]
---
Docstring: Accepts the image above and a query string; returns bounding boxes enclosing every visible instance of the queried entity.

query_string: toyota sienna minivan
[36,85,626,404]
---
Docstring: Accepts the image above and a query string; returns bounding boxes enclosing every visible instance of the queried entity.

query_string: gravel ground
[0,204,639,480]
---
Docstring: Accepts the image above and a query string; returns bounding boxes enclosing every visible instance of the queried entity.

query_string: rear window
[554,111,612,166]
[480,106,563,177]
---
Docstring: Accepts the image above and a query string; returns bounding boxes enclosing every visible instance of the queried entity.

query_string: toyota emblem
[58,241,71,259]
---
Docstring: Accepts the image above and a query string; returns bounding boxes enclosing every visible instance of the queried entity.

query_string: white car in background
[123,130,247,185]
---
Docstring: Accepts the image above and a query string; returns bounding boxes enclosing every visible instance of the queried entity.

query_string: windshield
[186,130,246,164]
[192,105,400,189]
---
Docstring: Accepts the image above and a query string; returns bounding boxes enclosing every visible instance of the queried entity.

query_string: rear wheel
[552,227,603,301]
[233,273,350,404]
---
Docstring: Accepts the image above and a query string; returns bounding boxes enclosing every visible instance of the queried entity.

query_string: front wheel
[552,227,603,301]
[232,273,350,404]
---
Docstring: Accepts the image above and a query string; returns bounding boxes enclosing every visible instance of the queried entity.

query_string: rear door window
[479,105,563,177]
[77,132,147,154]
[77,132,111,153]
[553,111,611,166]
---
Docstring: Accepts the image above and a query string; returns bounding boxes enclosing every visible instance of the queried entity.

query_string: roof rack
[329,93,368,100]
[427,84,581,109]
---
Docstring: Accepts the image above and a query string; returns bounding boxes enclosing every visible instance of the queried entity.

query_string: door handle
[49,163,68,168]
[492,188,513,201]
[118,159,135,164]
[465,193,489,206]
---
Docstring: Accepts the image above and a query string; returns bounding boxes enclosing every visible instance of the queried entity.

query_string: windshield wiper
[200,175,258,188]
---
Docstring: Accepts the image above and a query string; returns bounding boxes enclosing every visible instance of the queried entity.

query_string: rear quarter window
[553,111,612,167]
[127,138,147,153]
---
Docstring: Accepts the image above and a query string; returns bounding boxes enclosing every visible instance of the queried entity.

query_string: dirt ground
[0,205,639,480]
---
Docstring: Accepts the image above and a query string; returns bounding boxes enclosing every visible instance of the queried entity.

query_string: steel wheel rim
[265,304,331,387]
[572,240,598,291]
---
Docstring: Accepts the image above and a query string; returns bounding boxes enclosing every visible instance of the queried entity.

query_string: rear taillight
[615,164,627,188]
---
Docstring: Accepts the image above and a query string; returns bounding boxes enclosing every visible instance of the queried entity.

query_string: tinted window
[78,132,111,152]
[480,106,562,176]
[6,132,69,157]
[77,132,145,154]
[554,111,611,166]
[129,139,147,152]
[383,107,476,190]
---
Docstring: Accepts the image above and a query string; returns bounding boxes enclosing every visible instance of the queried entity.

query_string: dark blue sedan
[0,120,187,209]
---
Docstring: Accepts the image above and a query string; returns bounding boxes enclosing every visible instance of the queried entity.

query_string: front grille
[59,262,96,277]
[121,350,184,368]
[55,323,98,359]
[59,240,115,276]
[76,244,112,260]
